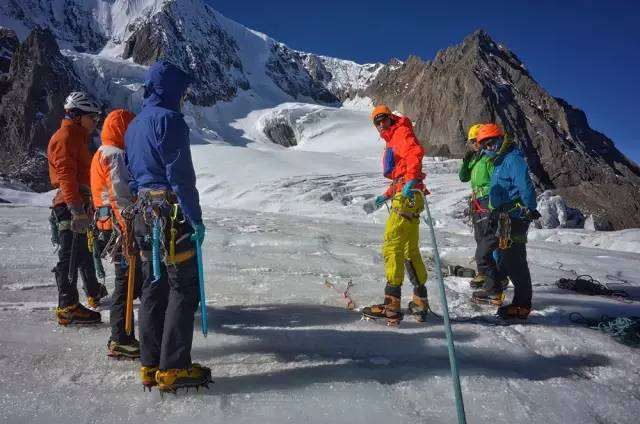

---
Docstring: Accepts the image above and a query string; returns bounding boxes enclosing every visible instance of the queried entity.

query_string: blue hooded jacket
[125,60,202,225]
[489,146,537,217]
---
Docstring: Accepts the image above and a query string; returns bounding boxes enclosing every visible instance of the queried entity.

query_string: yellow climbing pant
[383,192,428,287]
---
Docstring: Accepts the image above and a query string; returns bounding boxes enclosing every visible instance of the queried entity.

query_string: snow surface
[1,103,640,424]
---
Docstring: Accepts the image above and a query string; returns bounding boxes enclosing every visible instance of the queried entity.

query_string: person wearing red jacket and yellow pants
[48,92,107,326]
[362,105,429,325]
[90,109,143,358]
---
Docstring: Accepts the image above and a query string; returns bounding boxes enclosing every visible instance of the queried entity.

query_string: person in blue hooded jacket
[125,60,211,392]
[472,124,541,320]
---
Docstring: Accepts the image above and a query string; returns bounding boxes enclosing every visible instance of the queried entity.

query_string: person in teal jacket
[473,124,541,320]
[459,124,506,299]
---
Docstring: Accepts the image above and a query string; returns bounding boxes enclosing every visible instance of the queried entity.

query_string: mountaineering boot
[472,276,506,306]
[408,284,429,322]
[87,283,109,309]
[107,339,141,359]
[500,277,511,290]
[56,303,102,326]
[469,274,485,289]
[155,363,212,393]
[471,288,505,306]
[362,284,403,326]
[497,304,531,320]
[140,365,159,391]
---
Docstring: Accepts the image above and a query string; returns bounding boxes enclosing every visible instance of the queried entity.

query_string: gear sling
[137,190,207,336]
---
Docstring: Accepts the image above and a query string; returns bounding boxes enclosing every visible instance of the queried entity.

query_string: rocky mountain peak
[0,27,83,191]
[363,28,640,228]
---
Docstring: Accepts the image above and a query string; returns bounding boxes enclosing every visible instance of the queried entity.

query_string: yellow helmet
[467,124,483,141]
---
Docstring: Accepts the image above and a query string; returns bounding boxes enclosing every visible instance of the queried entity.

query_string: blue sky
[209,0,640,162]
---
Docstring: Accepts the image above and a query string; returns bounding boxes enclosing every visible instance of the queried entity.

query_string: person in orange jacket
[48,91,107,326]
[90,108,143,358]
[362,105,429,325]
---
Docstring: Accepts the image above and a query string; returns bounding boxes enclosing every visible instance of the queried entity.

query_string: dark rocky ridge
[0,0,107,52]
[122,0,249,106]
[0,27,83,191]
[0,28,18,75]
[363,30,640,229]
[266,44,339,105]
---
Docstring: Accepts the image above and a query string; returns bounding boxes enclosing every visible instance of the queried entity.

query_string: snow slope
[1,103,640,424]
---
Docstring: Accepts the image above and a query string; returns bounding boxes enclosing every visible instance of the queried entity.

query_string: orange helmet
[476,123,504,144]
[370,104,392,122]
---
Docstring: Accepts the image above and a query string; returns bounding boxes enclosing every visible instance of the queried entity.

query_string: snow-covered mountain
[1,0,639,229]
[0,0,383,106]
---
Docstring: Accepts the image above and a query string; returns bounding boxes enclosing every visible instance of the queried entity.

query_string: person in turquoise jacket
[459,124,505,296]
[473,123,541,320]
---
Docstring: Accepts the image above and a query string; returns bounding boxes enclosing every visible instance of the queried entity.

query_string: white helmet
[64,91,102,113]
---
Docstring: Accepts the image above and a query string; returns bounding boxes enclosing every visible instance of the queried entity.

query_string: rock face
[266,44,339,105]
[262,117,297,148]
[0,0,107,52]
[0,27,83,191]
[0,28,18,76]
[122,0,249,106]
[300,53,385,101]
[363,30,640,229]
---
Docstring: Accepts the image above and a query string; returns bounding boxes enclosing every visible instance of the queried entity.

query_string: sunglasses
[82,113,100,122]
[373,114,390,126]
[482,137,501,149]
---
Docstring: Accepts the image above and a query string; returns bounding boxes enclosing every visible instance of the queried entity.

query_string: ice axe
[122,210,137,336]
[193,230,208,337]
[67,232,80,284]
[124,255,136,336]
[151,216,162,282]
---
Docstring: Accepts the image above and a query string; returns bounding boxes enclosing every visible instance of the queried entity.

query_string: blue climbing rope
[422,194,468,424]
[570,313,640,347]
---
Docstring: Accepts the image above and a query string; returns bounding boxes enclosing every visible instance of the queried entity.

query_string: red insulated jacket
[90,109,135,229]
[47,119,93,209]
[379,115,426,197]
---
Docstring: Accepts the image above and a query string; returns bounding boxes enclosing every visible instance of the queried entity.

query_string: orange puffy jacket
[48,119,93,209]
[379,115,426,197]
[90,109,136,230]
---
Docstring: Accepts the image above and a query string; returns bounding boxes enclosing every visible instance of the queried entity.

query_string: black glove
[526,209,542,221]
[463,150,476,163]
